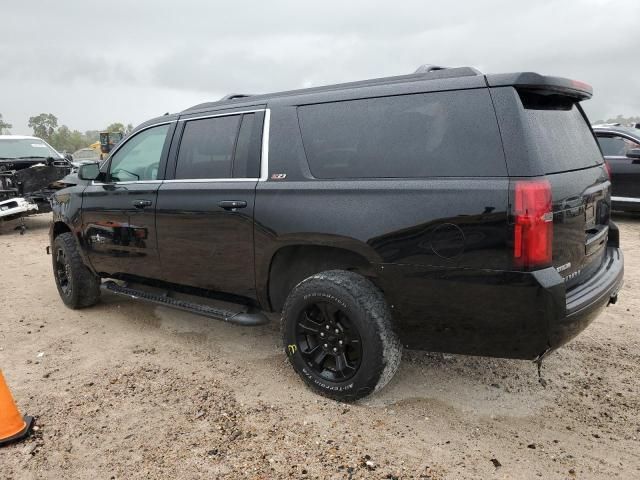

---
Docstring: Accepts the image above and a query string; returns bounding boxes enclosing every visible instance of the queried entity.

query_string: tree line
[0,113,133,154]
[593,114,640,125]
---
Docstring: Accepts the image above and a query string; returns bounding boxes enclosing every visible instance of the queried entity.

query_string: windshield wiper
[12,156,50,160]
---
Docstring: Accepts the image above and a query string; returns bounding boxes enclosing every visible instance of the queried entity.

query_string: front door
[156,110,264,301]
[597,133,640,199]
[81,122,174,279]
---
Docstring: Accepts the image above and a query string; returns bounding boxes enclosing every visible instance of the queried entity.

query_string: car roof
[0,135,42,140]
[592,126,640,139]
[180,66,592,114]
[181,66,483,113]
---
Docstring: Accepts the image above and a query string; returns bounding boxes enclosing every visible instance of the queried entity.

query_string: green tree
[28,113,58,141]
[0,113,12,134]
[106,122,125,133]
[594,114,640,125]
[84,130,100,143]
[49,126,94,153]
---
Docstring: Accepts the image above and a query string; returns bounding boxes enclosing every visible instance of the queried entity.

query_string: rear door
[595,132,640,200]
[81,122,174,278]
[155,109,265,300]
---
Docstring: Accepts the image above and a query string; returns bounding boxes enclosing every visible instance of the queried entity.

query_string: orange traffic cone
[0,370,33,447]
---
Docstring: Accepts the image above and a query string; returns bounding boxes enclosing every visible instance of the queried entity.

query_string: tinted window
[176,115,241,179]
[108,124,169,182]
[597,135,640,156]
[518,92,603,172]
[233,113,261,178]
[297,90,506,178]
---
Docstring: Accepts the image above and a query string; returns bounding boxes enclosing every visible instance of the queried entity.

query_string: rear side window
[233,113,262,178]
[175,115,241,179]
[297,90,506,179]
[518,91,603,173]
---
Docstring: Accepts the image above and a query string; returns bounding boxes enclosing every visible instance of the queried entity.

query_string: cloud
[1,0,639,132]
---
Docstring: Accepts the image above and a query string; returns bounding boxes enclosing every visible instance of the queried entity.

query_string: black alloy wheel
[295,301,362,382]
[55,247,72,297]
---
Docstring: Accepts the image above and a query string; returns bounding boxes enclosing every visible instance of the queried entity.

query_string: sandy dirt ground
[0,214,639,479]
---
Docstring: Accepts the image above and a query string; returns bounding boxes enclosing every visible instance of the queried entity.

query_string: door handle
[133,199,153,209]
[218,200,247,210]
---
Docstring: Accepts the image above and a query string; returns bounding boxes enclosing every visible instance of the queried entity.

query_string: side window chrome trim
[106,120,176,159]
[259,109,270,182]
[91,180,163,186]
[92,108,272,185]
[163,178,259,183]
[171,108,270,182]
[93,120,176,185]
[178,109,266,122]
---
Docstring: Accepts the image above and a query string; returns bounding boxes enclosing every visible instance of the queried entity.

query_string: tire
[281,270,402,401]
[52,232,101,309]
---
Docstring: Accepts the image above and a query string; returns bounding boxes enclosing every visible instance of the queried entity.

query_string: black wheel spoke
[298,313,321,334]
[335,353,355,376]
[301,343,320,355]
[312,349,328,368]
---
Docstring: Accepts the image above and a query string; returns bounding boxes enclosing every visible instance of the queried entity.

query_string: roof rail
[414,64,482,77]
[219,93,253,101]
[414,64,447,73]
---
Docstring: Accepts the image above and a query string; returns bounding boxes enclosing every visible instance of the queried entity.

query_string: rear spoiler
[485,72,593,100]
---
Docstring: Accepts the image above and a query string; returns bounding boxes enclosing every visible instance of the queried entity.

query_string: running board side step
[101,281,269,326]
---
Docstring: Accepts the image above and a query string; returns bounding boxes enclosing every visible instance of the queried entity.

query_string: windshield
[0,138,60,159]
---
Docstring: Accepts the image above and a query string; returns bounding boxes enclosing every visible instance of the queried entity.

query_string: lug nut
[333,347,338,352]
[325,325,330,330]
[323,343,328,348]
[320,332,325,337]
[334,329,339,334]
[338,340,343,345]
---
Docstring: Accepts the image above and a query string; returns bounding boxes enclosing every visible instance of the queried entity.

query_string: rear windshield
[297,89,506,179]
[518,91,603,173]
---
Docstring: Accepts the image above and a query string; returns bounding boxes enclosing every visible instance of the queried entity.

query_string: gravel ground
[0,214,639,479]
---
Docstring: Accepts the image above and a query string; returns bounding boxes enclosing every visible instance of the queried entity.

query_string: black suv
[50,66,624,401]
[592,125,640,212]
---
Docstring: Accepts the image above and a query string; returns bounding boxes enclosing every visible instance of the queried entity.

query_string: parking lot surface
[1,214,639,479]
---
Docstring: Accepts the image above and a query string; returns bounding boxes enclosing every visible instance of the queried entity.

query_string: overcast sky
[2,0,639,134]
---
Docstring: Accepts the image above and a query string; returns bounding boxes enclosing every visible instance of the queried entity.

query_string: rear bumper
[548,246,623,350]
[377,246,624,359]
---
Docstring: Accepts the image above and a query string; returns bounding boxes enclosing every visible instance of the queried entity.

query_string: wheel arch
[51,221,72,239]
[265,243,380,312]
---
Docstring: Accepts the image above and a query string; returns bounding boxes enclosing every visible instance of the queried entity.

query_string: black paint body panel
[49,69,624,360]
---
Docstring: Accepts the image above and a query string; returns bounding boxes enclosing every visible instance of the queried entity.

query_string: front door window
[108,124,170,182]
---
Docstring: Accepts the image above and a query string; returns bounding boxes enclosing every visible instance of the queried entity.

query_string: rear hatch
[514,88,609,289]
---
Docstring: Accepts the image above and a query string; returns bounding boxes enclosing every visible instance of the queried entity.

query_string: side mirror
[78,163,100,181]
[64,153,73,162]
[626,148,640,159]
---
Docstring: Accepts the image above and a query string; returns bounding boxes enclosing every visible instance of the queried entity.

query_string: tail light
[604,161,611,180]
[513,180,553,269]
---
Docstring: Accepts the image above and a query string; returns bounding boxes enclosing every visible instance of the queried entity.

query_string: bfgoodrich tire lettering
[282,270,402,401]
[52,232,101,309]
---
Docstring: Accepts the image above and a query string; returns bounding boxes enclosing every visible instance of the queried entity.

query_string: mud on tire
[281,270,402,401]
[52,232,101,309]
